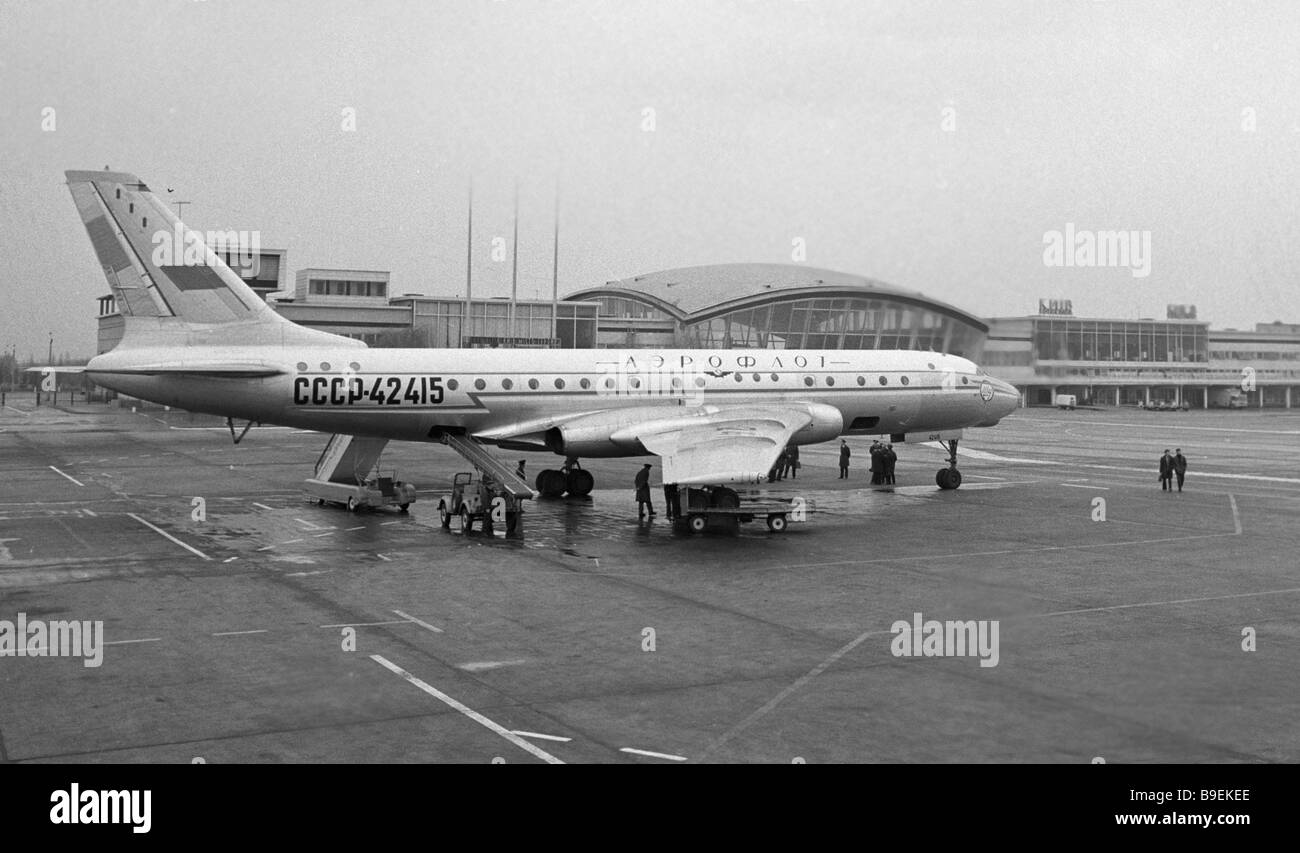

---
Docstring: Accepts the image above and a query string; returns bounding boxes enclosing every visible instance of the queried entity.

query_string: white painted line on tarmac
[370,654,564,765]
[49,466,84,487]
[127,513,211,561]
[103,637,162,646]
[1039,586,1300,618]
[294,518,325,530]
[1230,493,1242,535]
[252,503,275,512]
[376,554,392,561]
[511,731,572,743]
[345,526,365,531]
[620,747,688,762]
[83,509,97,517]
[4,405,31,416]
[1059,483,1108,490]
[457,660,526,672]
[319,619,411,629]
[257,545,275,551]
[312,531,334,537]
[380,521,400,525]
[282,538,304,544]
[212,629,268,637]
[393,609,443,633]
[223,557,238,563]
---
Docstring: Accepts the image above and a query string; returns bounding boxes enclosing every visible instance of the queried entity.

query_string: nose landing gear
[935,437,963,490]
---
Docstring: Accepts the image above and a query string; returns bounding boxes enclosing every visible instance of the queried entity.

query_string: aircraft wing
[630,406,813,485]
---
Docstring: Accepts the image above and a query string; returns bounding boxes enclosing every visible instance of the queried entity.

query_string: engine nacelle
[544,406,680,457]
[791,402,845,445]
[544,402,844,458]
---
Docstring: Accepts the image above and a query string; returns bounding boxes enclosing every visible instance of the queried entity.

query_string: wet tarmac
[1,393,1297,763]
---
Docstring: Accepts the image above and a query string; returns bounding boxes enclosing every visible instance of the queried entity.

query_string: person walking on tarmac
[884,444,897,485]
[635,463,656,518]
[1173,448,1188,492]
[839,440,851,479]
[1158,449,1174,491]
[869,441,882,485]
[663,481,680,520]
[786,444,800,479]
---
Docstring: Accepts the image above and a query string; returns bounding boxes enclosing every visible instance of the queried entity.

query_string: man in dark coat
[869,441,882,485]
[884,444,897,485]
[1173,449,1188,492]
[635,463,655,518]
[838,440,851,479]
[787,444,800,479]
[1158,449,1174,491]
[663,481,679,520]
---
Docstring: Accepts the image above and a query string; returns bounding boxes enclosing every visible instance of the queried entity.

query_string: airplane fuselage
[86,345,1020,453]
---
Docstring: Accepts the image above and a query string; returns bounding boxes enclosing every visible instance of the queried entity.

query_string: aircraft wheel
[767,513,788,532]
[565,468,595,497]
[711,487,740,509]
[460,506,473,532]
[536,469,567,497]
[688,514,707,534]
[948,470,962,489]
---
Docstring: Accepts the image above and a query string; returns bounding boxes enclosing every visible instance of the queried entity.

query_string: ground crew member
[1158,449,1174,491]
[663,482,679,519]
[1173,448,1188,492]
[884,444,897,485]
[635,463,655,518]
[515,459,526,480]
[839,440,851,479]
[787,445,800,479]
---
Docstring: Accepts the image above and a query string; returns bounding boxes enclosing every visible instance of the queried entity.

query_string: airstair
[441,433,536,500]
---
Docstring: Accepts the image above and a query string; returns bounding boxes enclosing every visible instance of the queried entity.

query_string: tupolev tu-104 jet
[64,169,1019,515]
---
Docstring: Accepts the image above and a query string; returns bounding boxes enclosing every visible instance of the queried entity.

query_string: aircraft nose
[975,377,1020,425]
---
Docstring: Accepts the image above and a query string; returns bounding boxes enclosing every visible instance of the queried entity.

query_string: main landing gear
[535,458,595,498]
[935,437,963,490]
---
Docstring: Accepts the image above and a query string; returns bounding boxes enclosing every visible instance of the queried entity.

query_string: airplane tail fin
[67,169,277,324]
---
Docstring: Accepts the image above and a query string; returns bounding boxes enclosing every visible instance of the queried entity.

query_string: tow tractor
[437,471,525,535]
[670,486,811,534]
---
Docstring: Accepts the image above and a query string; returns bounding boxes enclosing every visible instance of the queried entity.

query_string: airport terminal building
[93,260,1300,408]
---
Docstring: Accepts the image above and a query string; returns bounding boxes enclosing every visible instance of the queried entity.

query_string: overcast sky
[2,0,1299,359]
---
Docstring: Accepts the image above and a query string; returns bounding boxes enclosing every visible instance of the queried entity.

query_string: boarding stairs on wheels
[440,433,536,500]
[303,434,417,512]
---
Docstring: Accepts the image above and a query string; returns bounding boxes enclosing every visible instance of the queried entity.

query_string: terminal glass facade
[410,299,597,348]
[683,297,984,357]
[1032,319,1207,363]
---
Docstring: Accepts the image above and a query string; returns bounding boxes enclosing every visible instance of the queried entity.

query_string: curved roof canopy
[567,263,987,332]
